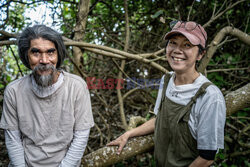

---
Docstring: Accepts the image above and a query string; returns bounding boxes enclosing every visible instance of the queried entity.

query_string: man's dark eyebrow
[47,48,56,52]
[30,48,56,53]
[30,48,40,52]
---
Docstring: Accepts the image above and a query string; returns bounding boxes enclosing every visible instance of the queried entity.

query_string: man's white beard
[33,64,56,87]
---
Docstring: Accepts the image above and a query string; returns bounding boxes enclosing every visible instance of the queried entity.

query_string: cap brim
[164,30,200,46]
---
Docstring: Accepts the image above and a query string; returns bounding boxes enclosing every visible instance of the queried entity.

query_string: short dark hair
[198,44,206,55]
[17,25,67,69]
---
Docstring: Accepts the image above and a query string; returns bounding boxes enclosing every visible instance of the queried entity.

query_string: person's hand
[106,132,130,155]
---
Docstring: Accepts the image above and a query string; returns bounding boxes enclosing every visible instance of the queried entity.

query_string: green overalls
[154,74,212,167]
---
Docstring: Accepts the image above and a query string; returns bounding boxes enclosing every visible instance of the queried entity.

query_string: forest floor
[0,129,9,167]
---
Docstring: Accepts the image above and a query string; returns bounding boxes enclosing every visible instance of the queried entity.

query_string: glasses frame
[169,20,207,46]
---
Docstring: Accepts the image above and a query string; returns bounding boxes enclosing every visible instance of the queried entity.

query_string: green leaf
[151,10,164,19]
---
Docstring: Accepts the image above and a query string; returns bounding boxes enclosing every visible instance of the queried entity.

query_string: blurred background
[0,0,249,166]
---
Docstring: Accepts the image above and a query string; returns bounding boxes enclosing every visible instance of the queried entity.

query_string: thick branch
[0,40,16,46]
[81,135,154,167]
[0,30,17,38]
[225,83,250,116]
[84,47,126,59]
[0,39,168,73]
[116,0,130,130]
[64,41,168,74]
[198,26,250,73]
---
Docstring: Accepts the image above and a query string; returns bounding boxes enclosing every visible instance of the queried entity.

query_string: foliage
[0,0,249,166]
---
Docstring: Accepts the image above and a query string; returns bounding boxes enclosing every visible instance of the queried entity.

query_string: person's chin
[170,64,183,70]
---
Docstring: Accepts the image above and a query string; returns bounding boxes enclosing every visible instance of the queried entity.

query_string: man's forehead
[30,38,56,48]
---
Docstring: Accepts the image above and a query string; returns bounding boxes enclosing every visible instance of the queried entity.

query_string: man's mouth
[38,69,51,74]
[34,65,55,76]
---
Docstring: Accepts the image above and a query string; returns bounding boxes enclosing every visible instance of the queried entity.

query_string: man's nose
[39,53,50,64]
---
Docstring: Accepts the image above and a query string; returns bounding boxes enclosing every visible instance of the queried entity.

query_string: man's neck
[52,71,60,84]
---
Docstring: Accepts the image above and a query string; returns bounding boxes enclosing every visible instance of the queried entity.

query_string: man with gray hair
[0,25,94,167]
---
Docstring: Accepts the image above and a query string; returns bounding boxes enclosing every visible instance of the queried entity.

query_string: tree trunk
[73,0,90,75]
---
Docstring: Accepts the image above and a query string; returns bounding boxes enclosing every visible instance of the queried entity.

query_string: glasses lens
[185,21,197,31]
[170,20,180,29]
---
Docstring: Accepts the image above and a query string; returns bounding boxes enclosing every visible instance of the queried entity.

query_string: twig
[207,67,248,73]
[96,111,111,143]
[123,88,158,102]
[203,0,246,28]
[211,0,217,18]
[148,55,166,62]
[231,150,250,157]
[226,122,239,132]
[94,123,104,147]
[214,0,227,16]
[67,55,88,78]
[111,58,145,88]
[187,0,196,21]
[8,46,23,76]
[217,37,238,48]
[102,30,138,54]
[230,116,250,120]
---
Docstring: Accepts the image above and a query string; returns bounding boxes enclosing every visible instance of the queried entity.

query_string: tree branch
[64,41,168,73]
[116,0,130,130]
[198,26,250,73]
[0,30,17,38]
[225,83,250,116]
[203,0,246,28]
[0,39,168,73]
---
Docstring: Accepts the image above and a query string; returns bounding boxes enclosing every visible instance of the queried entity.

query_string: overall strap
[161,73,172,103]
[178,82,213,123]
[188,82,213,106]
[158,73,172,111]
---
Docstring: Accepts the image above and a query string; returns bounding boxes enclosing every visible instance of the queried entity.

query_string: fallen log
[82,135,154,167]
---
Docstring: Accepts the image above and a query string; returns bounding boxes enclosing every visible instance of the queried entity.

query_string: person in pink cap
[107,21,226,167]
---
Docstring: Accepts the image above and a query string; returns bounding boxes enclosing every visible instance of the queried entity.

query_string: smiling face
[28,38,58,87]
[166,35,203,74]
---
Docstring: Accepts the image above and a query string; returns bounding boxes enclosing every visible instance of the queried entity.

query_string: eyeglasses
[170,20,207,42]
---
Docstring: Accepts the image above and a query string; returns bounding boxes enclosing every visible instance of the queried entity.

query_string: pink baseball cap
[164,21,207,48]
